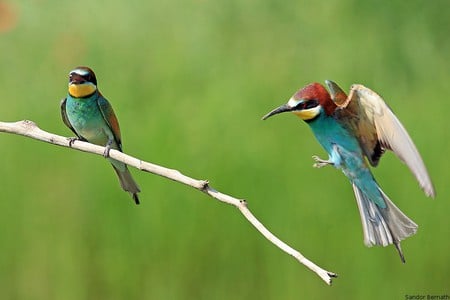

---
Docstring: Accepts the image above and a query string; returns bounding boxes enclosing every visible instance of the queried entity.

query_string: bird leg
[103,139,113,158]
[312,155,334,168]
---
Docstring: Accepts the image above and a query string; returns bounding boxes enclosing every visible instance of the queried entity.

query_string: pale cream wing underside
[347,84,435,198]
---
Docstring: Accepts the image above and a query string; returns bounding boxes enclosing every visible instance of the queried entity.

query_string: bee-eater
[263,80,435,262]
[61,66,141,204]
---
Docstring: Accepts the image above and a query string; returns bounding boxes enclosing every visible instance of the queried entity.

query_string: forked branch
[0,120,337,285]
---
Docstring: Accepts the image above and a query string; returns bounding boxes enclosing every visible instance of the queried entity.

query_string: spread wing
[326,80,435,198]
[96,94,123,151]
[60,97,83,139]
[325,80,382,166]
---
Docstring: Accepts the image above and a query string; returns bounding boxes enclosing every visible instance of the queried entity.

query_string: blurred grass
[1,0,449,299]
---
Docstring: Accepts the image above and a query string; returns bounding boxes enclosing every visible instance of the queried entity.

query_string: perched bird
[61,66,141,204]
[262,80,435,262]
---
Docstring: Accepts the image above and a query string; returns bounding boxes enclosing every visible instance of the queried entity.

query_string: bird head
[68,66,98,98]
[262,82,336,122]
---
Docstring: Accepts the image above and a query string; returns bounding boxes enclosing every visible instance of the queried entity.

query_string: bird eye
[304,99,319,109]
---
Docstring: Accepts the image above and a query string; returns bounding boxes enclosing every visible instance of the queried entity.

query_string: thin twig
[0,120,337,285]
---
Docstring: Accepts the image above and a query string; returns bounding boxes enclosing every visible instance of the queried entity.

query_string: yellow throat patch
[293,106,321,121]
[68,83,96,98]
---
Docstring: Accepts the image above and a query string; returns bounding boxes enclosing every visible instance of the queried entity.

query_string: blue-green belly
[65,95,125,171]
[66,95,112,146]
[308,113,386,208]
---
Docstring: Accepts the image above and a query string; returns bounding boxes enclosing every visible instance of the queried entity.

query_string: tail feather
[112,164,141,205]
[352,184,417,262]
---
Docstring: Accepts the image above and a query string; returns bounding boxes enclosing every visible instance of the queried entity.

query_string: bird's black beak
[262,104,292,120]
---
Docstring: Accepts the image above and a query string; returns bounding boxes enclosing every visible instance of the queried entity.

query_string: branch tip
[324,272,337,285]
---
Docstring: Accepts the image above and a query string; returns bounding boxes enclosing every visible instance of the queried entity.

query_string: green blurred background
[1,0,449,299]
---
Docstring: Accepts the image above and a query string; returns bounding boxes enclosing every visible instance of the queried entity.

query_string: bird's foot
[67,137,79,147]
[103,139,115,158]
[312,155,333,168]
[103,144,111,158]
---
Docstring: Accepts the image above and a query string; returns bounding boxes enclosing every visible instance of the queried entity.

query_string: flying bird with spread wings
[263,80,435,262]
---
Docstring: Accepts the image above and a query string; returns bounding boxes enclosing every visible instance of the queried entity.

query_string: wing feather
[96,94,123,151]
[326,80,382,166]
[327,81,435,198]
[60,97,83,139]
[351,84,435,197]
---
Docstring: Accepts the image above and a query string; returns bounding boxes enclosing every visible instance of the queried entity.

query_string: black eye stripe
[304,100,319,109]
[295,99,319,110]
[69,71,97,85]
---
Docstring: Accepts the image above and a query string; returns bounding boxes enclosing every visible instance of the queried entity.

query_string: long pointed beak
[262,104,291,120]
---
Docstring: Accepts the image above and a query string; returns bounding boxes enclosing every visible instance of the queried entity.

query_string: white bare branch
[0,120,337,285]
